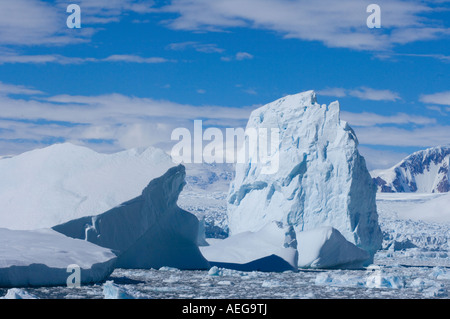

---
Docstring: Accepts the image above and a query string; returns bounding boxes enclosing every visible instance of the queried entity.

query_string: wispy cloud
[160,0,449,51]
[376,52,450,63]
[0,53,173,65]
[0,0,156,46]
[102,55,172,64]
[341,111,436,127]
[353,125,450,148]
[221,52,254,62]
[319,87,401,101]
[0,81,446,160]
[167,41,225,53]
[0,86,254,155]
[358,146,410,171]
[420,91,450,106]
[0,82,45,96]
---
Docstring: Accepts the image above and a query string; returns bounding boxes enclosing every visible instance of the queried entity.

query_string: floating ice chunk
[423,286,448,298]
[0,228,116,288]
[366,271,405,289]
[314,272,365,288]
[200,222,298,272]
[1,288,38,299]
[207,266,222,276]
[102,281,134,299]
[297,227,370,269]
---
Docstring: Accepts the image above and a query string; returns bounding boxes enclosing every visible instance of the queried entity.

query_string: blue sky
[0,0,449,169]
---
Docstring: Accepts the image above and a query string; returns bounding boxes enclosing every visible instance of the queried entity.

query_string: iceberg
[227,91,382,258]
[296,227,370,269]
[0,228,116,288]
[200,222,298,272]
[53,165,210,270]
[0,143,175,230]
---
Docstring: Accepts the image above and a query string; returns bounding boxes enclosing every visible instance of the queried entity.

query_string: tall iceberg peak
[227,91,382,257]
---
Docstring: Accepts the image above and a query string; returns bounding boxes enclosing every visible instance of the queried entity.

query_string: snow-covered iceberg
[0,228,116,288]
[53,165,210,270]
[0,143,175,230]
[200,222,298,272]
[296,227,370,269]
[227,91,382,258]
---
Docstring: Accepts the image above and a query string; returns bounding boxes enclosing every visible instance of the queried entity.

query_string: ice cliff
[227,91,382,258]
[53,165,210,270]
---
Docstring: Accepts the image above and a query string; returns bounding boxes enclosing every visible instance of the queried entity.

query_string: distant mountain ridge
[372,145,450,193]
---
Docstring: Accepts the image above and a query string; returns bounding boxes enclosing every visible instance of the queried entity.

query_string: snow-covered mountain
[372,145,450,193]
[227,90,382,257]
[0,143,175,230]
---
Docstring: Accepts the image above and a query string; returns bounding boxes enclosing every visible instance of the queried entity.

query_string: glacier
[53,165,210,270]
[0,228,116,288]
[372,145,450,193]
[227,91,382,258]
[0,143,175,230]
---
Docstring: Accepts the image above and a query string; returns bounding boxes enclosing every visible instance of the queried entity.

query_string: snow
[0,143,175,230]
[53,165,210,270]
[296,227,370,269]
[0,228,116,288]
[400,192,450,223]
[227,91,382,257]
[200,222,298,272]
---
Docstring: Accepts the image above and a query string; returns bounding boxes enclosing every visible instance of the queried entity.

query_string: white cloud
[102,55,172,63]
[358,146,409,170]
[348,87,401,102]
[0,81,445,158]
[317,88,347,98]
[420,91,450,106]
[222,52,254,62]
[353,125,450,148]
[0,89,254,155]
[0,53,173,65]
[160,0,448,51]
[0,0,156,46]
[235,52,254,60]
[0,82,44,96]
[341,111,436,127]
[167,41,225,53]
[318,86,401,101]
